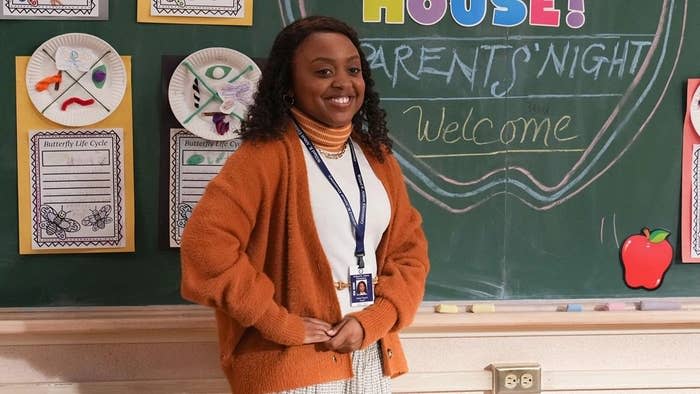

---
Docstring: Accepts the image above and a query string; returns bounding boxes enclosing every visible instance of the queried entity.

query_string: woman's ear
[283,93,295,107]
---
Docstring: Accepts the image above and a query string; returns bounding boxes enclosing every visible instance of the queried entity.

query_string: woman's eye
[316,69,333,77]
[349,67,361,74]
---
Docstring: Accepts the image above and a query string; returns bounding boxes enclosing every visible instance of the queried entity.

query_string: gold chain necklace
[316,141,348,160]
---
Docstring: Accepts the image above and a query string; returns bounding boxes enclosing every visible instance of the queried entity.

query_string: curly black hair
[241,15,391,160]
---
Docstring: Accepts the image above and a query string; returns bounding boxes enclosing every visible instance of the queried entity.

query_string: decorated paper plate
[26,33,126,127]
[691,85,700,137]
[168,47,261,141]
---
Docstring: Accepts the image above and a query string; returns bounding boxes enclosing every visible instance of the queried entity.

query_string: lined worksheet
[169,128,240,247]
[1,0,103,18]
[29,129,125,249]
[692,144,700,258]
[151,0,246,18]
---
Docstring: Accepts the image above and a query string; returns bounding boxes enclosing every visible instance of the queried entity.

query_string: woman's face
[290,32,365,128]
[358,281,366,292]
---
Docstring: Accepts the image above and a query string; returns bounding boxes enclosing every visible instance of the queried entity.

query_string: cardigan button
[387,349,393,359]
[332,355,338,362]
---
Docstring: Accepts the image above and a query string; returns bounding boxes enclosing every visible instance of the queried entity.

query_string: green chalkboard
[1,0,699,307]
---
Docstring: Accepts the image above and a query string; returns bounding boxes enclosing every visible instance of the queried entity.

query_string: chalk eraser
[640,300,682,311]
[434,304,460,313]
[566,303,583,312]
[603,302,627,311]
[470,303,496,313]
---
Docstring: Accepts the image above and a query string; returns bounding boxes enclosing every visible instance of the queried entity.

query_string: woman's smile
[328,96,351,105]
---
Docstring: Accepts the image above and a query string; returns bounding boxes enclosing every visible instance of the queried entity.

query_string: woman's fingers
[302,317,332,344]
[326,317,349,336]
[303,317,333,331]
[324,317,364,353]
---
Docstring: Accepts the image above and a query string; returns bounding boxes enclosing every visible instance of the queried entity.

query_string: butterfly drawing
[19,0,63,5]
[164,0,186,7]
[177,204,193,228]
[82,205,113,231]
[40,205,80,239]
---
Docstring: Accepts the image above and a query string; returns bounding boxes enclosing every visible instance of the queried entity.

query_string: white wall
[1,300,699,393]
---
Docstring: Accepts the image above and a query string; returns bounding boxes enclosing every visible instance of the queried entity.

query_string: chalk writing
[373,0,684,213]
[361,35,653,97]
[404,105,578,151]
[279,0,684,215]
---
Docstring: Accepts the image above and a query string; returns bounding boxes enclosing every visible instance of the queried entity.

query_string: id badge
[349,273,374,307]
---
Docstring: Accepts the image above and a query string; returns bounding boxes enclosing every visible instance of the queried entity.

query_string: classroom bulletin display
[0,0,109,20]
[15,54,135,254]
[681,79,700,262]
[136,0,253,26]
[3,0,700,307]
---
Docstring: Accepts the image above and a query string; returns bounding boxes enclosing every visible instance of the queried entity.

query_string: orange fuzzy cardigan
[180,124,430,393]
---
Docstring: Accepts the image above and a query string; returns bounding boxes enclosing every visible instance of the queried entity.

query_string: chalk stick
[434,304,459,313]
[566,303,583,312]
[602,302,627,311]
[469,303,496,313]
[639,300,682,311]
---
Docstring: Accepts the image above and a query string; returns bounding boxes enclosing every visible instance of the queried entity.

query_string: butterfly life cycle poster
[29,129,126,249]
[169,128,240,247]
[16,56,134,254]
[1,0,108,20]
[137,0,252,26]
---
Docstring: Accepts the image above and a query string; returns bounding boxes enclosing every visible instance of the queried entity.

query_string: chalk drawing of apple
[620,228,673,290]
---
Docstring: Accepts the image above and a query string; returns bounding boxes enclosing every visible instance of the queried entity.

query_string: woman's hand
[323,316,364,353]
[302,317,333,344]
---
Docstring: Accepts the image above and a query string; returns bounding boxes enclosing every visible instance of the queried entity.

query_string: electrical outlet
[490,363,541,393]
[504,373,519,389]
[520,372,535,389]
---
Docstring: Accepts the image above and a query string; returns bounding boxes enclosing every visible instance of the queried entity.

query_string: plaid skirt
[274,343,392,394]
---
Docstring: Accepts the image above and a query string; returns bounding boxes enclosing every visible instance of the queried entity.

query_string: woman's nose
[331,75,352,89]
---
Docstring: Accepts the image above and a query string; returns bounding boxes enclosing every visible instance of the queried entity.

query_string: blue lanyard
[293,119,367,271]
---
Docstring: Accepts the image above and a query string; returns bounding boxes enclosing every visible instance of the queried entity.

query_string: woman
[180,15,429,393]
[356,281,368,296]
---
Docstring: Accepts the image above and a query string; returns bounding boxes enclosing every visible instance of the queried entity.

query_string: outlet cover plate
[491,363,542,394]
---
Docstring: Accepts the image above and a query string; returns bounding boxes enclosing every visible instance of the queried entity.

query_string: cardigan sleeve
[350,154,430,348]
[180,141,306,346]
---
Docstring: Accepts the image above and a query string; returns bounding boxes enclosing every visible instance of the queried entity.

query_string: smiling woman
[179,15,430,394]
[290,32,365,128]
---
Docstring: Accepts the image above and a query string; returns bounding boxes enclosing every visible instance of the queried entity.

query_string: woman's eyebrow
[310,55,361,64]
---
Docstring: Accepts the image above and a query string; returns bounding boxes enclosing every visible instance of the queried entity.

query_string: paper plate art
[169,47,261,141]
[690,84,700,137]
[26,33,126,127]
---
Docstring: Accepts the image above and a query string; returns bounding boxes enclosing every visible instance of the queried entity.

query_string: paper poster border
[692,145,700,258]
[159,56,184,249]
[167,128,241,247]
[169,128,188,247]
[152,0,244,17]
[16,55,134,254]
[0,0,108,20]
[137,0,252,26]
[29,129,125,248]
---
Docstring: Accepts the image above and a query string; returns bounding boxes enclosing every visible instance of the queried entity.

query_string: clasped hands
[302,316,363,353]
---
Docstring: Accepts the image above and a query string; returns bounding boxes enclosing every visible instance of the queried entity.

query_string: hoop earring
[283,94,295,107]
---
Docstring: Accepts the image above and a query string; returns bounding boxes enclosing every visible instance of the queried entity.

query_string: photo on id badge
[350,273,373,306]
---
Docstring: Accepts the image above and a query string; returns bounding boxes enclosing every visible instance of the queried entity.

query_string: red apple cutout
[620,228,673,290]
